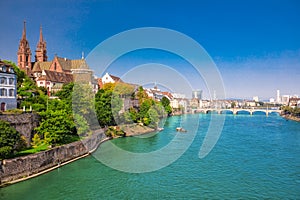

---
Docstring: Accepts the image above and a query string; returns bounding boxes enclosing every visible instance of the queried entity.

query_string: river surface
[1,114,300,199]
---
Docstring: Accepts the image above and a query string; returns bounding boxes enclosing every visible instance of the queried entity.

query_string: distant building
[253,96,259,102]
[0,61,17,111]
[269,98,275,103]
[192,90,202,100]
[100,72,123,86]
[281,95,290,105]
[144,86,173,101]
[289,98,300,108]
[276,90,281,103]
[189,98,199,109]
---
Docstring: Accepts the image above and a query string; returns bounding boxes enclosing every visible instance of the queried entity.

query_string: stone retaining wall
[0,129,107,185]
[0,113,40,146]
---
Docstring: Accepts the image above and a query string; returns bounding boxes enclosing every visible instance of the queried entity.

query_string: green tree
[56,82,74,102]
[72,83,98,129]
[231,102,236,108]
[138,99,153,121]
[0,120,21,159]
[74,114,90,137]
[95,89,114,126]
[147,107,159,128]
[161,96,172,115]
[31,133,42,148]
[35,110,77,146]
[95,89,122,127]
[136,86,148,104]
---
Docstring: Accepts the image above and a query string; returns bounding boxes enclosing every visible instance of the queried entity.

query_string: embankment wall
[0,130,107,186]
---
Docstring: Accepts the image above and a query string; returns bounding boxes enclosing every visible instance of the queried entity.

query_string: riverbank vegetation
[0,61,171,159]
[281,106,300,122]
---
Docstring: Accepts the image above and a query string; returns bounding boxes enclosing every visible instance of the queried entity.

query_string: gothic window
[20,56,22,62]
[2,66,7,72]
[26,55,28,62]
[54,63,57,71]
[9,68,14,73]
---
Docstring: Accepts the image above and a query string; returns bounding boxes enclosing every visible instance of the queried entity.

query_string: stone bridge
[192,108,282,116]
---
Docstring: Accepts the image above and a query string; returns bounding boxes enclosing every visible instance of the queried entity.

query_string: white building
[253,96,259,102]
[192,90,202,99]
[281,95,290,105]
[0,61,17,111]
[276,90,281,103]
[101,72,122,85]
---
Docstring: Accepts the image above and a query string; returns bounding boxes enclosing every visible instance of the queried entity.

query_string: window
[54,63,57,70]
[9,78,14,85]
[20,56,22,62]
[0,77,6,84]
[40,82,44,85]
[9,68,14,73]
[2,66,6,72]
[9,89,14,97]
[0,88,7,96]
[26,55,28,62]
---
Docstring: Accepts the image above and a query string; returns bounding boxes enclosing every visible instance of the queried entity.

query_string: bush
[0,120,21,159]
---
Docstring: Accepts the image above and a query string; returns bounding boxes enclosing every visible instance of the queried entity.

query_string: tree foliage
[282,106,300,117]
[161,96,172,115]
[95,89,122,127]
[35,110,77,146]
[0,120,21,159]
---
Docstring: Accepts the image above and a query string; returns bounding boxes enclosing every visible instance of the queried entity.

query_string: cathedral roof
[56,57,89,70]
[32,57,89,72]
[37,70,73,83]
[32,61,52,72]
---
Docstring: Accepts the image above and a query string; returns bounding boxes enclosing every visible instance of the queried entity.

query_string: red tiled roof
[41,70,73,83]
[109,74,123,82]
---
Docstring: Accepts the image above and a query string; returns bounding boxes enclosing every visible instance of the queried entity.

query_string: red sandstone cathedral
[17,21,97,93]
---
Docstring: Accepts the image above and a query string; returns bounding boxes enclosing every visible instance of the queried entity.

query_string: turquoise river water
[1,114,300,199]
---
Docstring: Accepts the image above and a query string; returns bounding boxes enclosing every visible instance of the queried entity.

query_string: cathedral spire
[22,21,26,40]
[35,24,47,62]
[18,20,32,71]
[39,25,44,42]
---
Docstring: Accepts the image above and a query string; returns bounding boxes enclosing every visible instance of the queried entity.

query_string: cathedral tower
[17,21,32,70]
[35,25,47,62]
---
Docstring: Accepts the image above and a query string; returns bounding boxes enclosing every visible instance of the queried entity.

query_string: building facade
[0,61,17,111]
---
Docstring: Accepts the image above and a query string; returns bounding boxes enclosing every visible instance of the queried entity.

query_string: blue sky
[0,0,299,99]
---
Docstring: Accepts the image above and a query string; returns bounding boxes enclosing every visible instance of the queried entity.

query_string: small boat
[157,127,164,131]
[176,127,187,132]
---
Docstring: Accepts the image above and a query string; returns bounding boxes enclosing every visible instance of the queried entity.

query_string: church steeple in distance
[35,25,47,62]
[17,21,32,70]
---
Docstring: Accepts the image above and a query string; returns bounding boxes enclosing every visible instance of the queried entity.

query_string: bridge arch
[252,110,267,115]
[220,109,233,114]
[236,110,251,115]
